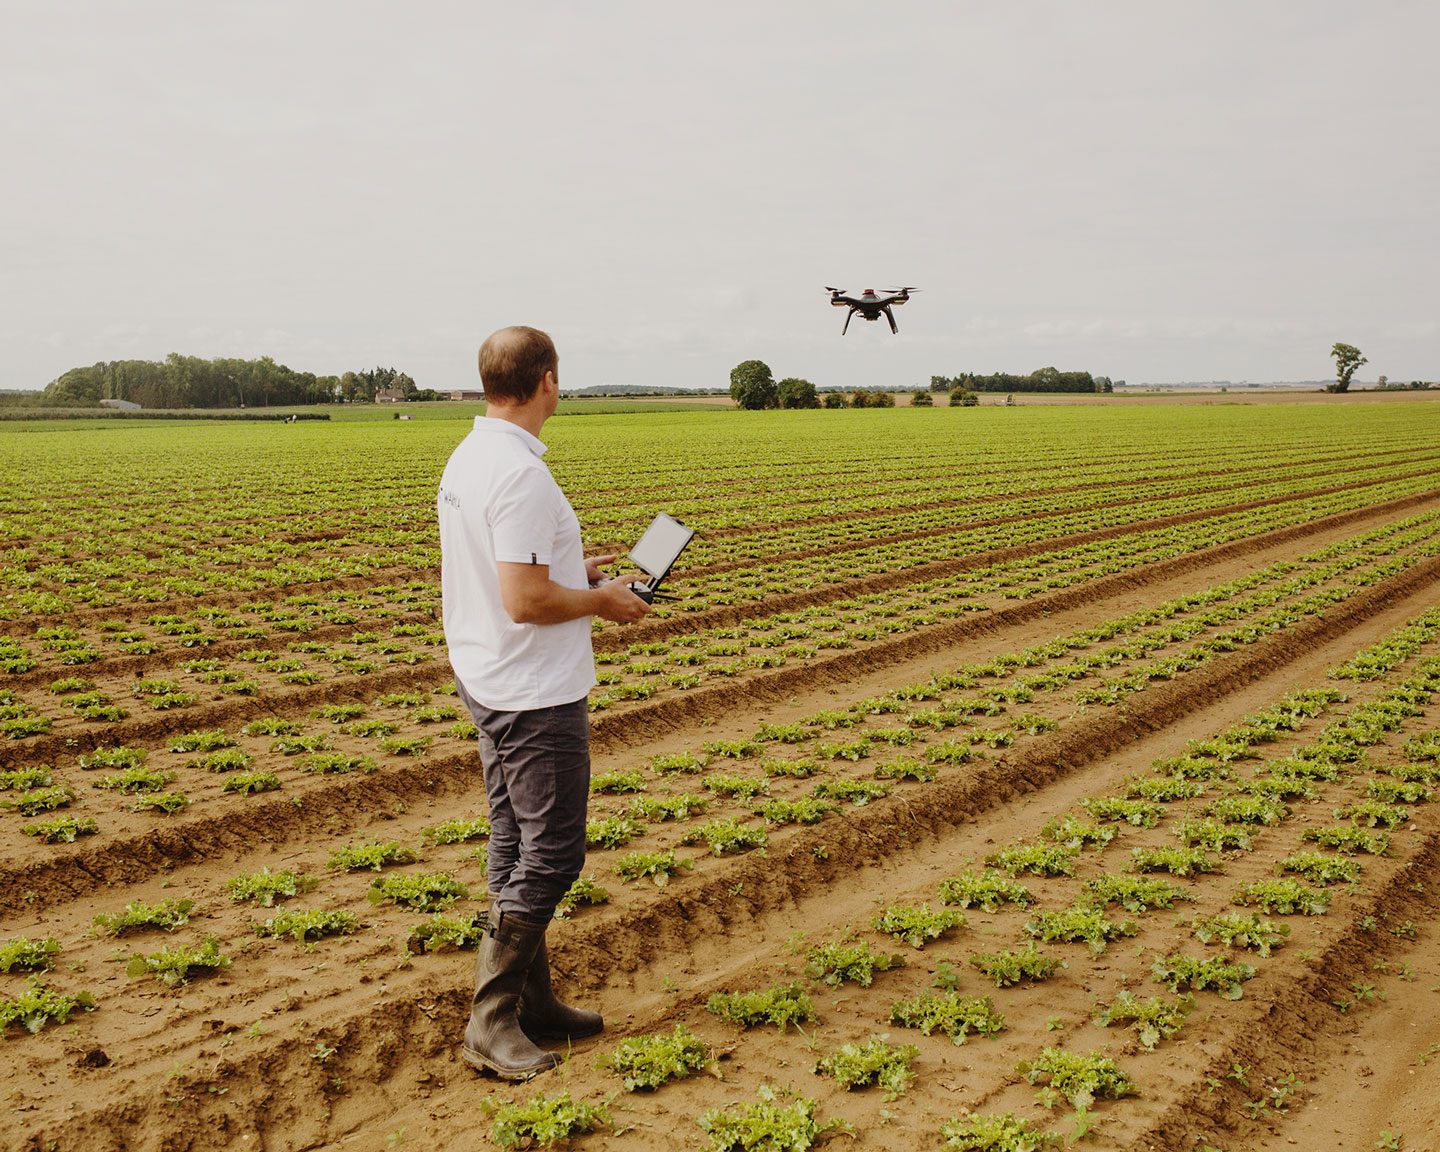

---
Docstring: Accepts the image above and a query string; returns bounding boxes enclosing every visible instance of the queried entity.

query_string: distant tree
[873,391,895,408]
[850,388,873,408]
[1375,374,1389,390]
[822,391,847,409]
[1095,376,1113,394]
[929,375,951,393]
[775,377,820,409]
[1328,343,1366,393]
[729,360,777,409]
[910,390,933,407]
[950,390,979,407]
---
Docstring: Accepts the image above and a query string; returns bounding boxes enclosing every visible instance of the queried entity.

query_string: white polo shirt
[438,417,596,711]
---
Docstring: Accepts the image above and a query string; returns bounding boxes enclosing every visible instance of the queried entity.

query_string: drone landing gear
[841,308,854,335]
[884,306,897,334]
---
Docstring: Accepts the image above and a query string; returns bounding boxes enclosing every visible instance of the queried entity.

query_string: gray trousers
[455,679,590,922]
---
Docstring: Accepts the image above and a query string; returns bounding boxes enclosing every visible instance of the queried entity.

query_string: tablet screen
[629,513,695,581]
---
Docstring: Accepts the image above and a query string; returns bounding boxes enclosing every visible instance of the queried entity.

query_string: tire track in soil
[16,556,1437,1152]
[595,484,1440,649]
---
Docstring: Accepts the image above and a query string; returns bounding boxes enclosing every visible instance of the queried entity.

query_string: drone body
[826,286,918,334]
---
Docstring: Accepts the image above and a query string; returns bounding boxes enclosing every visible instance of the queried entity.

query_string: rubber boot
[519,935,604,1042]
[461,912,563,1079]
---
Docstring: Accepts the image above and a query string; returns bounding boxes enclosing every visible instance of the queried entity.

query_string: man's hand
[593,576,650,623]
[584,553,617,587]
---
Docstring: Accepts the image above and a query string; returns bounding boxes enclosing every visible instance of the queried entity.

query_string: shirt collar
[473,415,547,457]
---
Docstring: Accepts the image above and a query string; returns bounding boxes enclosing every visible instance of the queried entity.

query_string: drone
[826,286,919,334]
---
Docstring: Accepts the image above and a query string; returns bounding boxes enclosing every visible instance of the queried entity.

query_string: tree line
[729,360,1116,410]
[39,356,426,408]
[929,368,1115,394]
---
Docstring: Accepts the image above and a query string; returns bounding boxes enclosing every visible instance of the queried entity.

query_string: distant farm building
[373,388,407,403]
[447,390,484,401]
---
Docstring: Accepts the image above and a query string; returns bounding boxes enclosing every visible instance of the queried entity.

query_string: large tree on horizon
[1328,342,1367,393]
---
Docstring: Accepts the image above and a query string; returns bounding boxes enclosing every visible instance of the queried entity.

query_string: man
[437,325,650,1078]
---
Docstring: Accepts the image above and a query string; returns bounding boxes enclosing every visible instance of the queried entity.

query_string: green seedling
[126,937,230,986]
[1093,990,1192,1050]
[1081,796,1164,828]
[131,791,189,814]
[968,942,1064,988]
[1151,953,1255,999]
[602,1023,711,1090]
[874,756,937,781]
[0,936,60,974]
[223,771,281,795]
[812,778,891,805]
[1190,910,1290,956]
[1303,825,1389,855]
[554,875,610,918]
[1040,815,1114,850]
[650,752,705,775]
[754,797,838,825]
[405,913,487,953]
[256,908,358,943]
[8,785,76,816]
[1018,1047,1135,1110]
[804,939,905,987]
[1281,851,1362,886]
[701,772,769,800]
[613,849,690,885]
[1,979,97,1036]
[227,868,318,907]
[815,1038,919,1100]
[706,983,815,1031]
[627,793,708,821]
[586,816,644,850]
[698,1086,841,1152]
[1128,846,1217,877]
[1024,906,1137,956]
[760,756,820,778]
[873,902,964,949]
[938,869,1034,911]
[890,990,1005,1044]
[328,842,419,871]
[938,1113,1062,1151]
[985,842,1078,877]
[590,769,647,794]
[682,817,767,856]
[1233,879,1330,916]
[1082,874,1193,914]
[367,872,467,911]
[489,1091,611,1149]
[1175,818,1253,853]
[93,898,195,936]
[22,815,98,843]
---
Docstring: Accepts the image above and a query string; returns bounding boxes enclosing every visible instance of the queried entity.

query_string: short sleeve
[488,466,559,566]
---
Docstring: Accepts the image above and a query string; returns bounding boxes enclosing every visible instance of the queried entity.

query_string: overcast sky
[3,1,1436,393]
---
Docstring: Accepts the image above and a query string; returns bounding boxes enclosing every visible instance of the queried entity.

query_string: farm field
[3,401,1440,1152]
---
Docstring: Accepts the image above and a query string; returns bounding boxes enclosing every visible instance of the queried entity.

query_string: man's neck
[485,401,547,440]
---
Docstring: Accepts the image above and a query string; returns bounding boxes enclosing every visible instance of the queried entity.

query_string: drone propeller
[884,287,920,293]
[824,286,844,293]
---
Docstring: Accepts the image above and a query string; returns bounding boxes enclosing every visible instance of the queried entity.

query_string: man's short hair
[478,326,558,404]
